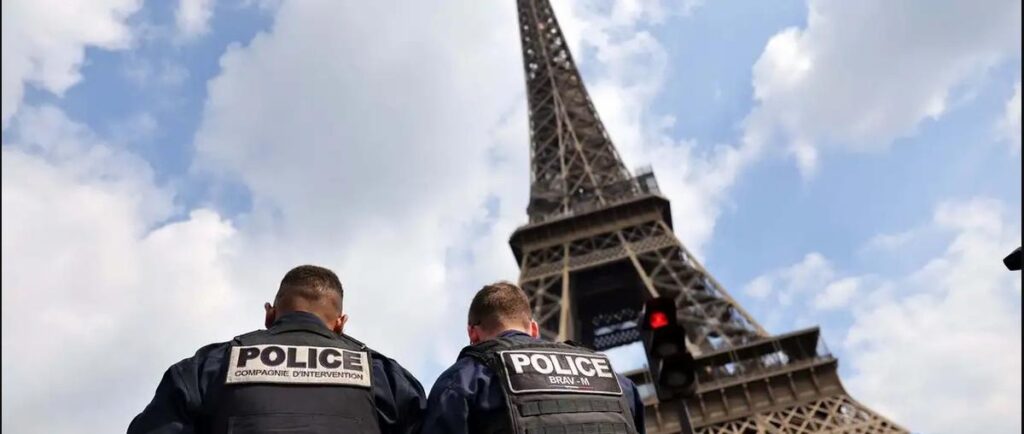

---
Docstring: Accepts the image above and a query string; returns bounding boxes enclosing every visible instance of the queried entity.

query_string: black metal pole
[678,398,695,434]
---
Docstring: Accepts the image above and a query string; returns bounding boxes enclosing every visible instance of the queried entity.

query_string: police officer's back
[421,282,645,434]
[128,265,426,434]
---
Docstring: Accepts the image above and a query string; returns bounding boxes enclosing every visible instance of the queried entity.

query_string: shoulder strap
[561,339,590,349]
[338,333,369,351]
[231,329,266,345]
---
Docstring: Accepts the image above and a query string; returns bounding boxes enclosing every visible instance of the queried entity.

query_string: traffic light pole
[677,400,694,434]
[639,297,698,434]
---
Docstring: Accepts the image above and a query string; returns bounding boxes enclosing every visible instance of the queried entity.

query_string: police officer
[421,281,646,434]
[128,265,426,434]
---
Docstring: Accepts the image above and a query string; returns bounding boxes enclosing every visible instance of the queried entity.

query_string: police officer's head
[467,281,540,344]
[264,265,348,333]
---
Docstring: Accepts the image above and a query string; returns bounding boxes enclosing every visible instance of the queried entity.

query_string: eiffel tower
[507,1,908,432]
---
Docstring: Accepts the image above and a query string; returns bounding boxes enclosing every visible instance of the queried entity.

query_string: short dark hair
[276,265,344,312]
[468,281,532,332]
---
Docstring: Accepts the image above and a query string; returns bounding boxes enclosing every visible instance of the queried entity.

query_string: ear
[528,320,540,339]
[468,325,481,345]
[332,313,349,334]
[264,302,276,329]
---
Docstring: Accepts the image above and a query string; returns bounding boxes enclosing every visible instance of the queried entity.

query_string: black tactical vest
[460,337,639,434]
[209,321,382,434]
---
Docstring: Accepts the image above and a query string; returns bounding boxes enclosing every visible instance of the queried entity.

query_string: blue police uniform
[420,330,646,434]
[128,311,426,434]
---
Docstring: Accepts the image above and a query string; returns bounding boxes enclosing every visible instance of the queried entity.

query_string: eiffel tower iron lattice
[507,1,908,432]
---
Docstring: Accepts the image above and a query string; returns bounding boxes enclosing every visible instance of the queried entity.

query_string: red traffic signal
[639,296,697,400]
[641,297,677,330]
[649,311,669,329]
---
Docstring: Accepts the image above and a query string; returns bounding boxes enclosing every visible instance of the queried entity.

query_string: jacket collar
[269,311,336,339]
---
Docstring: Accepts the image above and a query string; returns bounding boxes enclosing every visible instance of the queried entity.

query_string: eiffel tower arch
[507,1,908,432]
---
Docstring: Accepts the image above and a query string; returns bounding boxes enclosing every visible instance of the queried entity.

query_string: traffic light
[640,296,696,400]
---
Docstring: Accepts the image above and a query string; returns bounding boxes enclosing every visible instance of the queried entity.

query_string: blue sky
[2,1,1021,433]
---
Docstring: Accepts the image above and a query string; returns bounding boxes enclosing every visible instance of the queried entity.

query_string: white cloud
[750,0,1022,175]
[744,275,773,299]
[846,198,1022,434]
[744,198,1022,434]
[998,81,1021,150]
[862,229,918,253]
[813,276,859,310]
[741,252,837,307]
[2,106,245,434]
[1,0,142,128]
[175,0,214,40]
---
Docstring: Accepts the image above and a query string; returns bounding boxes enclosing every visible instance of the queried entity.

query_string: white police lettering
[500,350,622,396]
[593,358,612,378]
[574,358,595,376]
[509,353,532,374]
[225,345,371,387]
[530,354,554,374]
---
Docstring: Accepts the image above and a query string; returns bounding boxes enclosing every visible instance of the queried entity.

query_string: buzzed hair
[468,281,532,332]
[275,265,344,312]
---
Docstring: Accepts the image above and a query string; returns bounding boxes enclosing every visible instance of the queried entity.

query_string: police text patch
[225,345,371,387]
[499,350,622,395]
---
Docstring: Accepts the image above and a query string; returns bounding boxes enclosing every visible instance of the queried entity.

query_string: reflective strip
[519,399,623,416]
[525,422,629,434]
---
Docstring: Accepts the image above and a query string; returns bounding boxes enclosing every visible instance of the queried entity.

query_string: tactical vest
[460,337,639,434]
[209,321,381,434]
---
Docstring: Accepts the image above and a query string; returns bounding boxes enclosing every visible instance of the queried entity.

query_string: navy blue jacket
[420,331,646,434]
[128,311,426,434]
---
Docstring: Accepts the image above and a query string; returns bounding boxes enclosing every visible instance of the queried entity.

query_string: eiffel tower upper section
[517,0,638,223]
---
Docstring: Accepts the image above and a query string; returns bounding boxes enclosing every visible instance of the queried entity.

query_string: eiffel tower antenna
[509,1,908,432]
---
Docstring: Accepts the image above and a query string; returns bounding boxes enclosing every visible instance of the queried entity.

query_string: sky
[1,1,1020,433]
